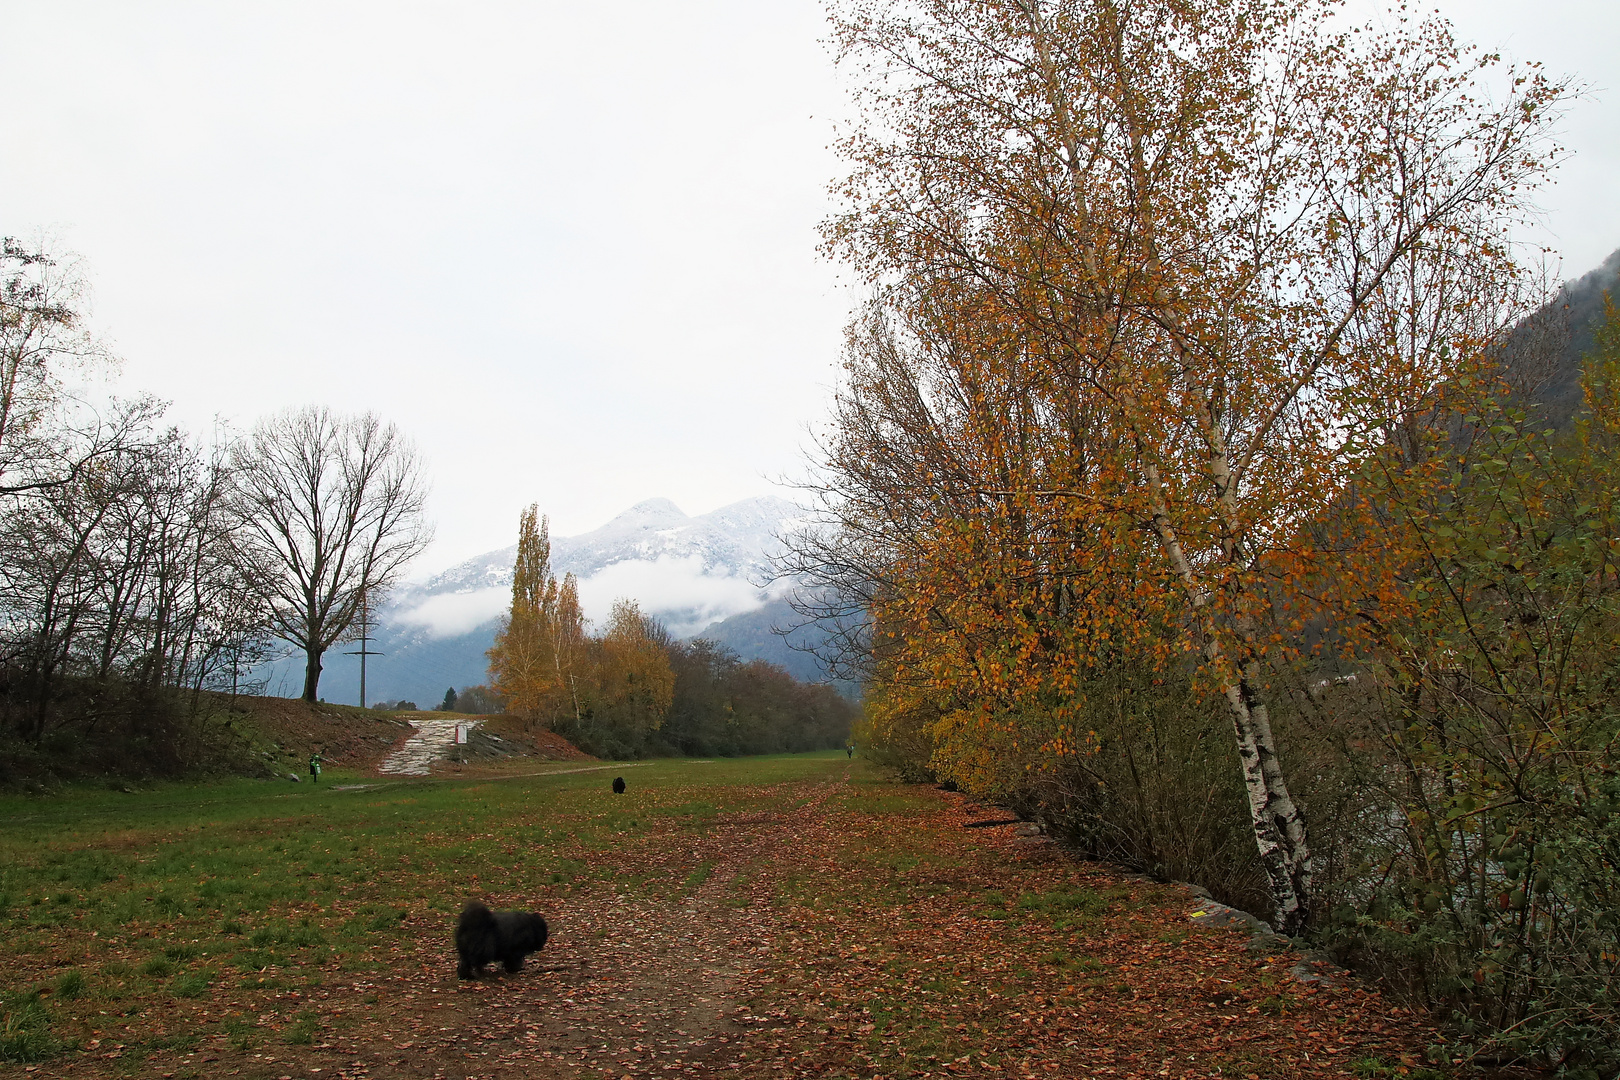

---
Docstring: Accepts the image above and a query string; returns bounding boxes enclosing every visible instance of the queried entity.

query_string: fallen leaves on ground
[7,759,1498,1080]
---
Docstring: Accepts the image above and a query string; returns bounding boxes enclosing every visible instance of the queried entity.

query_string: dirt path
[129,777,842,1080]
[431,783,840,1078]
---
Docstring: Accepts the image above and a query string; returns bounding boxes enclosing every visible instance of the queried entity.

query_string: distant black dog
[454,901,548,979]
[612,776,626,794]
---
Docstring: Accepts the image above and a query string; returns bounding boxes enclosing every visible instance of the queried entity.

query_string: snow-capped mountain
[409,494,798,598]
[265,495,816,706]
[387,494,803,638]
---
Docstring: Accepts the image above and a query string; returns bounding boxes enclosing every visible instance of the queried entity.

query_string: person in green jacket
[309,750,323,784]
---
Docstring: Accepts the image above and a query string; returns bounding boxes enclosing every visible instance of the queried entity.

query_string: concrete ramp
[378,717,476,776]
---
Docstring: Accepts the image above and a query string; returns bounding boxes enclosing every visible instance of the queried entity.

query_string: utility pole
[344,590,384,708]
[226,638,241,701]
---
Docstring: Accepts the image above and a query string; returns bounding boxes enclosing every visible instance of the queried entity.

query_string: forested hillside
[1531,246,1620,424]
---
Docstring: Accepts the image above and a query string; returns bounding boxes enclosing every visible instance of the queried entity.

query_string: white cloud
[574,556,766,638]
[390,555,774,641]
[392,586,510,640]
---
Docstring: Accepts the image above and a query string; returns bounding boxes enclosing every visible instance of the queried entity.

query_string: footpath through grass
[1,754,1457,1079]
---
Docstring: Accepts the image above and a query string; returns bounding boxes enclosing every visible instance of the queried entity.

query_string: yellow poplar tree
[549,571,587,724]
[488,505,567,725]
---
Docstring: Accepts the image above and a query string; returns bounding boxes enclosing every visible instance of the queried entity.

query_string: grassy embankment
[0,692,590,793]
[2,753,1449,1080]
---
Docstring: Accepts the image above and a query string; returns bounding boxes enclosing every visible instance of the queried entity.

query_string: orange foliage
[487,505,586,727]
[818,0,1569,934]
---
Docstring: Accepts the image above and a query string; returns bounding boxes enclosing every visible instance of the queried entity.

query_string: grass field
[2,753,1453,1080]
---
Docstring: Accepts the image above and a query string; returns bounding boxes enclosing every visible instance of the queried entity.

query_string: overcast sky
[2,1,1615,575]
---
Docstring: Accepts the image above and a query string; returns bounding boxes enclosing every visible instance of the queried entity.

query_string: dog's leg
[503,954,524,973]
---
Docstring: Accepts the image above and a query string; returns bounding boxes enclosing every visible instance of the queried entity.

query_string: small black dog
[454,900,548,979]
[612,776,626,794]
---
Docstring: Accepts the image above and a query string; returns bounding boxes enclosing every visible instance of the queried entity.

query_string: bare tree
[1,237,125,501]
[2,241,271,758]
[227,407,431,702]
[1,238,80,493]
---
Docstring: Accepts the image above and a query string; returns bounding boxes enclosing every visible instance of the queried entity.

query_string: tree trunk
[1223,662,1312,936]
[1140,456,1313,935]
[302,648,323,702]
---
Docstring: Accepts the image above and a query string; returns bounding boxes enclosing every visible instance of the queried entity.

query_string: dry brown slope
[226,696,592,777]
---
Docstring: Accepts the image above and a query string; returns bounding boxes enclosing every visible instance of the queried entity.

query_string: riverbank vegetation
[789,0,1614,1069]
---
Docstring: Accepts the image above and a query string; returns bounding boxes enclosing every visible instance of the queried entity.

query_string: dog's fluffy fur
[455,901,548,979]
[612,776,626,794]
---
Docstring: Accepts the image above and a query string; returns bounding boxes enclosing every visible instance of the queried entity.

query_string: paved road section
[378,717,476,776]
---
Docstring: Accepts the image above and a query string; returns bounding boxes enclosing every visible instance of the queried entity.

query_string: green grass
[283,1009,318,1045]
[54,970,84,1000]
[685,860,716,890]
[0,990,57,1063]
[0,750,851,1065]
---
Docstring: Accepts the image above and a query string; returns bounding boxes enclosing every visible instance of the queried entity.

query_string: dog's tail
[457,900,496,934]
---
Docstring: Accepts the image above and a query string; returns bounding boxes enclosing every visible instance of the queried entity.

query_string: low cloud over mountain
[271,495,816,705]
[390,495,800,635]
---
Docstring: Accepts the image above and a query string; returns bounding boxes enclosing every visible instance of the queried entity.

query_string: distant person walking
[309,750,323,784]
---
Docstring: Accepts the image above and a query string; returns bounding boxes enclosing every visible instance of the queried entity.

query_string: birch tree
[820,0,1569,933]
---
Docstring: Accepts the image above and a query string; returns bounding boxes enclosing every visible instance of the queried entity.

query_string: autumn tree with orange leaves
[487,505,586,727]
[558,599,676,759]
[486,508,674,755]
[809,0,1569,936]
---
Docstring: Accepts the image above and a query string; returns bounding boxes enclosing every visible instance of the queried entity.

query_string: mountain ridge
[1525,246,1620,425]
[397,494,801,604]
[261,494,823,706]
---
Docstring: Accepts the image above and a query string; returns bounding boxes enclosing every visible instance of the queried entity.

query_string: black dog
[612,776,626,794]
[454,900,548,979]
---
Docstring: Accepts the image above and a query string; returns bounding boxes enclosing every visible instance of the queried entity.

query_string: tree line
[0,239,430,775]
[790,0,1613,1069]
[486,505,854,759]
